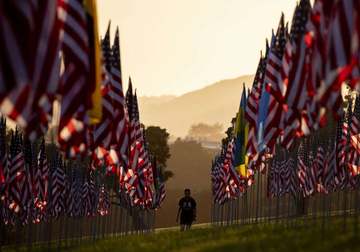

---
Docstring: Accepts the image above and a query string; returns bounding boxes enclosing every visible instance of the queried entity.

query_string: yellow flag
[233,84,248,178]
[83,0,102,125]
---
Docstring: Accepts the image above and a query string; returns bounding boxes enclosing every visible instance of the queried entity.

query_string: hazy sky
[98,0,314,97]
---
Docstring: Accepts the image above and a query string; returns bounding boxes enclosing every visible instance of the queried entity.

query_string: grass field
[3,217,360,252]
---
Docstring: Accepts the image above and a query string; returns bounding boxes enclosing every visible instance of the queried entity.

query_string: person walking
[175,189,197,230]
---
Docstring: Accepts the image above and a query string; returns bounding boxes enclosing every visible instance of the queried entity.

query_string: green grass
[3,217,360,252]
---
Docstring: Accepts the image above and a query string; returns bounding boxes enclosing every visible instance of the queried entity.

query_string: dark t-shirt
[178,197,196,220]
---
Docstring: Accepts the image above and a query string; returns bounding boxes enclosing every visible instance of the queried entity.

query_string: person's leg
[180,218,186,231]
[185,220,193,230]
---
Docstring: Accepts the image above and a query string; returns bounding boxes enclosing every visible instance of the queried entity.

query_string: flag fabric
[257,32,275,152]
[8,129,25,214]
[124,79,139,204]
[130,93,147,205]
[152,155,160,208]
[35,138,49,221]
[83,0,102,125]
[57,0,92,159]
[349,95,360,153]
[157,165,166,208]
[0,117,7,201]
[92,25,114,151]
[282,0,312,149]
[321,0,359,117]
[225,137,239,198]
[262,13,287,151]
[245,55,263,167]
[111,27,130,165]
[234,84,249,178]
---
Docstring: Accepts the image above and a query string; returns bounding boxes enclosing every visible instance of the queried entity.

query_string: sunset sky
[97,0,314,97]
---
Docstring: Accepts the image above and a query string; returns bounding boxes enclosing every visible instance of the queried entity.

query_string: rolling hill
[138,74,255,138]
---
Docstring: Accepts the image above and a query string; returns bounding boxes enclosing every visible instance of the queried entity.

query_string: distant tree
[145,126,173,182]
[221,117,236,150]
[187,122,224,141]
[167,138,213,185]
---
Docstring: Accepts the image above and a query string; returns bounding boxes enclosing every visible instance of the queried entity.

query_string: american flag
[8,129,25,213]
[297,142,308,197]
[282,0,311,149]
[0,1,61,141]
[92,43,114,152]
[212,157,219,203]
[141,125,152,208]
[57,0,91,127]
[101,21,112,72]
[309,149,318,196]
[89,170,96,216]
[92,21,114,153]
[349,95,360,152]
[0,117,7,201]
[20,140,36,226]
[131,93,147,205]
[348,95,360,178]
[157,165,166,208]
[111,27,130,165]
[325,121,336,189]
[305,0,328,130]
[58,0,101,160]
[225,137,239,199]
[322,0,359,118]
[66,165,76,217]
[51,153,66,220]
[144,154,154,210]
[124,78,138,202]
[97,183,110,216]
[35,138,49,222]
[316,132,326,187]
[245,55,263,167]
[82,169,91,217]
[262,13,287,151]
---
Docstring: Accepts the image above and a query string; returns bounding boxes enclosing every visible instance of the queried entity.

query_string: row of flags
[0,0,167,226]
[0,118,166,227]
[211,0,360,204]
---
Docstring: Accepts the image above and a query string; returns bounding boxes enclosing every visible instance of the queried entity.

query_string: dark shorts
[180,216,194,225]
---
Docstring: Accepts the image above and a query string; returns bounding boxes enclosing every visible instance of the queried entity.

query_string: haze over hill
[138,75,255,138]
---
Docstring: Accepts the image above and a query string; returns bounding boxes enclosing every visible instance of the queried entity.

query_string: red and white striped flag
[0,1,61,141]
[321,0,360,119]
[262,13,287,151]
[282,0,311,149]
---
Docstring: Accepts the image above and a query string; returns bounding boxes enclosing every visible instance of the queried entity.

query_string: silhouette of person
[175,189,197,230]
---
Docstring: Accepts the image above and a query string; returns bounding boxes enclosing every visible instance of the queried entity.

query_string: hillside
[138,75,255,138]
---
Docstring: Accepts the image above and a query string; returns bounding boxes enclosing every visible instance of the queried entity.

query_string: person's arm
[193,199,197,221]
[175,206,181,223]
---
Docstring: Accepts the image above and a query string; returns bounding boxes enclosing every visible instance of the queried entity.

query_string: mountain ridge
[138,74,255,138]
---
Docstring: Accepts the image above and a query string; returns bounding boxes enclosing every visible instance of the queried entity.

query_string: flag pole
[354,97,360,237]
[260,167,263,225]
[343,106,352,234]
[125,197,130,236]
[355,175,359,237]
[113,180,119,237]
[255,166,260,225]
[276,149,280,226]
[251,177,255,224]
